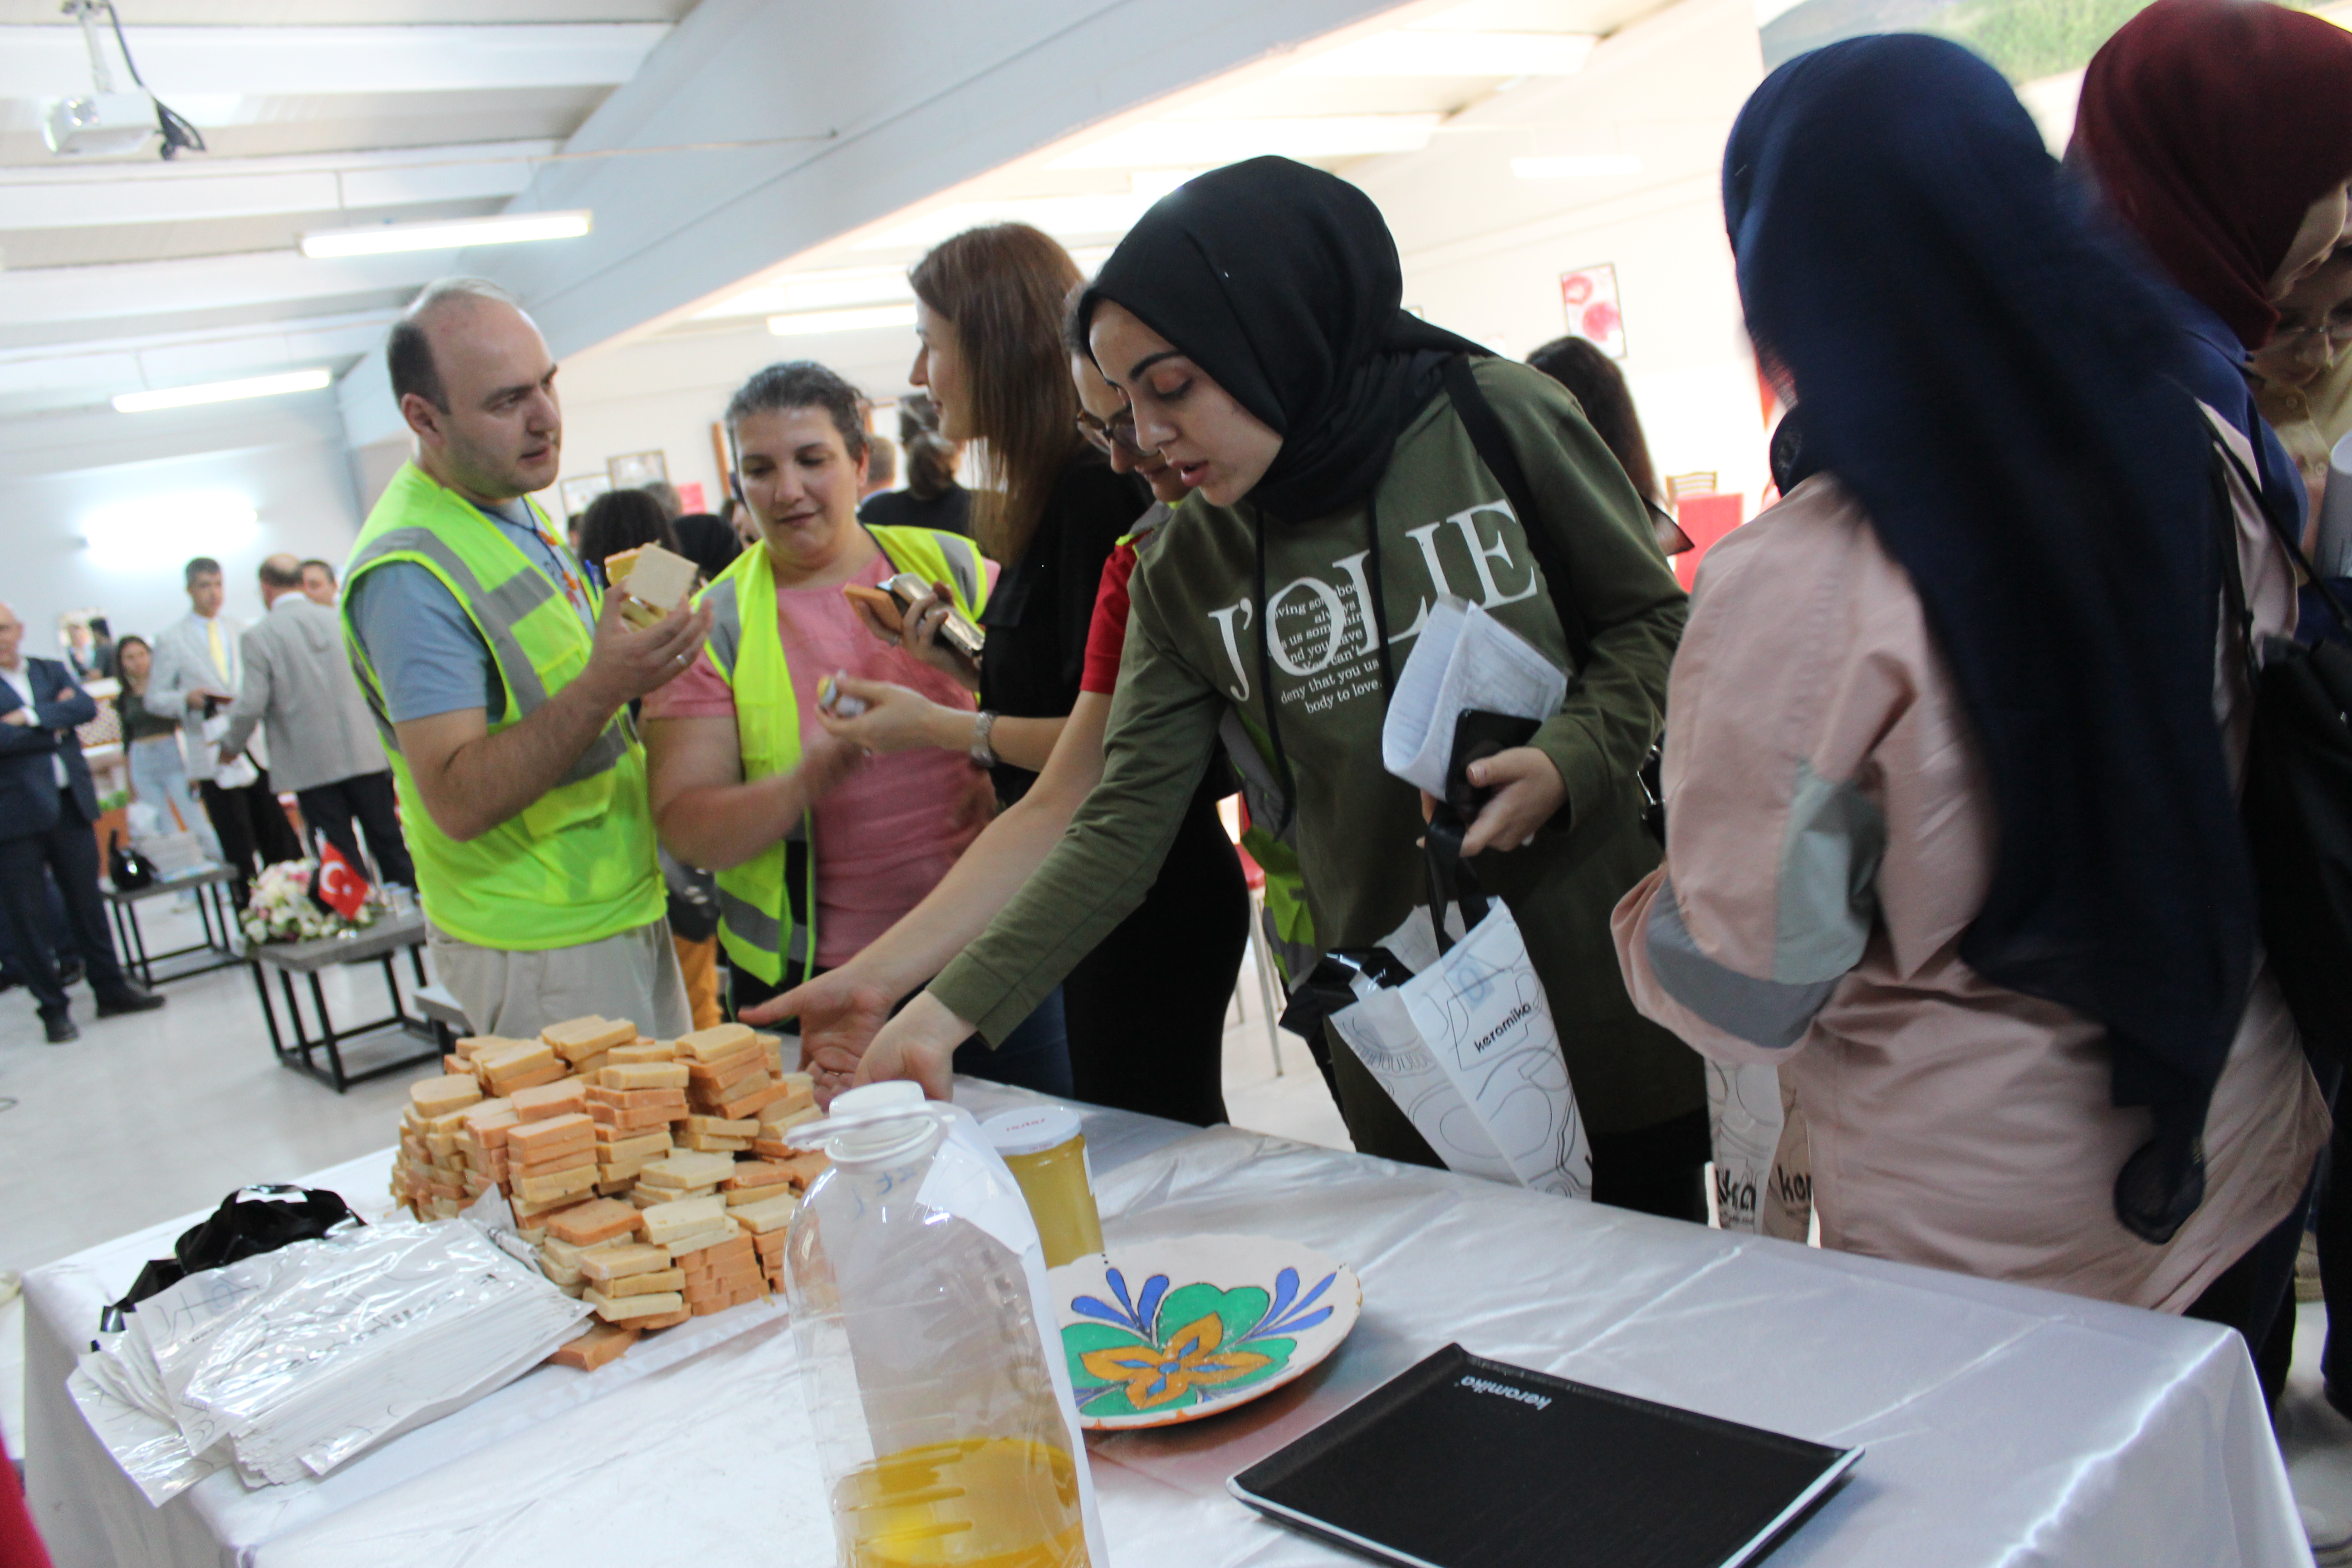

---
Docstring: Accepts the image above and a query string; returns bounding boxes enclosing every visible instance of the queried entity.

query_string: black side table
[102,866,245,988]
[248,911,441,1092]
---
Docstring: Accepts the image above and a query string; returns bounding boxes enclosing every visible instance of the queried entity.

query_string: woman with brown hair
[753,222,1250,1126]
[1526,336,1689,558]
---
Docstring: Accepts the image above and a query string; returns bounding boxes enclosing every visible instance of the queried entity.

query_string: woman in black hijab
[850,157,1706,1219]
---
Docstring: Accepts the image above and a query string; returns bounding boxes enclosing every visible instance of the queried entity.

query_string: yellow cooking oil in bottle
[833,1437,1089,1568]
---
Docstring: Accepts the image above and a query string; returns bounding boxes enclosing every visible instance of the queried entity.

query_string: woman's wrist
[924,704,977,753]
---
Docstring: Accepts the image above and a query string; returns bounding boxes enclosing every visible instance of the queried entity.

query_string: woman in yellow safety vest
[642,359,1072,1093]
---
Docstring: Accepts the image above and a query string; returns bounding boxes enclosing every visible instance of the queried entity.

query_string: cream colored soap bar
[678,1023,756,1063]
[606,1267,687,1298]
[730,1191,799,1235]
[603,1062,690,1090]
[638,1150,738,1190]
[608,543,698,623]
[544,1016,637,1059]
[608,1041,676,1065]
[579,1243,675,1283]
[585,1287,686,1322]
[410,1076,482,1116]
[515,1164,601,1204]
[639,1194,728,1243]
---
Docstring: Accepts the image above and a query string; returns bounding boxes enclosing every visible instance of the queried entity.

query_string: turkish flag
[314,840,371,919]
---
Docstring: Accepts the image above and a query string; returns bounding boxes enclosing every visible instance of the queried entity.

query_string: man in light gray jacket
[217,554,416,890]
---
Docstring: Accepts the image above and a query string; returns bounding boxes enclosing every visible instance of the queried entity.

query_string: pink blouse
[647,557,995,970]
[1612,455,2325,1313]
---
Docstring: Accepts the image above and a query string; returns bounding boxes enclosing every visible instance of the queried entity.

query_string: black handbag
[101,1184,362,1333]
[107,829,155,892]
[2211,437,2352,1067]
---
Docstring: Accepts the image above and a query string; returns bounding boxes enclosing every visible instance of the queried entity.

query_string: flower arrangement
[240,859,380,946]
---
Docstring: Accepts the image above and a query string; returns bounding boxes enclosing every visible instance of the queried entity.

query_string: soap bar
[662,1225,742,1259]
[606,1267,687,1298]
[639,1150,739,1190]
[730,1191,799,1235]
[608,1041,676,1066]
[679,1023,758,1064]
[507,1112,595,1156]
[543,1016,636,1060]
[606,543,698,626]
[596,1130,672,1163]
[585,1287,686,1321]
[579,1243,672,1281]
[543,1197,646,1246]
[509,1079,588,1122]
[410,1076,481,1116]
[515,1164,601,1204]
[514,1145,597,1179]
[725,1160,794,1191]
[587,1086,687,1111]
[639,1194,729,1243]
[550,1321,639,1371]
[599,1062,691,1090]
[475,1040,557,1081]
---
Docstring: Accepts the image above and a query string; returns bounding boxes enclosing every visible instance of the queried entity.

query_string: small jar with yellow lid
[981,1106,1105,1269]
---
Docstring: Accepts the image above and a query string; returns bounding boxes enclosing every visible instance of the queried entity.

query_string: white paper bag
[1331,903,1591,1199]
[1706,1061,1782,1234]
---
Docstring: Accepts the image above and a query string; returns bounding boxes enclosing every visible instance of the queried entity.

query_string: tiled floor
[10,901,2352,1557]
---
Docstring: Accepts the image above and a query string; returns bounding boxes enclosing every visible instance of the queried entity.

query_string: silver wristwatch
[969,709,998,769]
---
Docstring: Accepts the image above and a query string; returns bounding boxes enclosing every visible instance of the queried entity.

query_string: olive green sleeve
[927,555,1226,1041]
[1476,358,1686,831]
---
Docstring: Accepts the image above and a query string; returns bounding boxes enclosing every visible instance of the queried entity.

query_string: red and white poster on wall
[1559,263,1627,359]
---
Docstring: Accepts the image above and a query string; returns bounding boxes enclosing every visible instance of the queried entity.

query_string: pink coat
[1612,441,2325,1311]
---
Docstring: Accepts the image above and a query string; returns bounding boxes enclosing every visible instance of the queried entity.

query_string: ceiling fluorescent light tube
[300,210,591,259]
[1512,155,1642,179]
[767,304,918,337]
[112,368,332,413]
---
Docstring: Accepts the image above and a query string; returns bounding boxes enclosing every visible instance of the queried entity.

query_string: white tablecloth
[25,1082,2307,1567]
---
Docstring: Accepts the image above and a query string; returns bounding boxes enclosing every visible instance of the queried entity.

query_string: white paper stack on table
[72,1218,588,1502]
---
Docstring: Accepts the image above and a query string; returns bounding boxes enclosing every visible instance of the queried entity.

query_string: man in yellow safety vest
[342,277,711,1039]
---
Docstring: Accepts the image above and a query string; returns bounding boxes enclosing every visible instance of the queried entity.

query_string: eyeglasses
[1076,407,1152,460]
[2270,315,2352,351]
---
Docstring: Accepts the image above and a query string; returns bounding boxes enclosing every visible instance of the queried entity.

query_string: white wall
[1359,0,1769,513]
[0,393,363,655]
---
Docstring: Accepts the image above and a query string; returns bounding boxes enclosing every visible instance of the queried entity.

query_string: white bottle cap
[980,1105,1083,1157]
[829,1081,925,1115]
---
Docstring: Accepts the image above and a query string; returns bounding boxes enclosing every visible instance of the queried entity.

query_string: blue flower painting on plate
[1062,1264,1337,1418]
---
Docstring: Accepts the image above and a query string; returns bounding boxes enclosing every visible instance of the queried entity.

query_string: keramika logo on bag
[1468,1001,1534,1055]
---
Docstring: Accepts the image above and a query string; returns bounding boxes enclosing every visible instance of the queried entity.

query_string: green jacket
[931,357,1700,1138]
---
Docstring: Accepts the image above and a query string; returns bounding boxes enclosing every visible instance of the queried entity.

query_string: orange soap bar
[542,1197,646,1245]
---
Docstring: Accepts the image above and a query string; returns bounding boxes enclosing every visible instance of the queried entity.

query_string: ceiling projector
[43,92,157,157]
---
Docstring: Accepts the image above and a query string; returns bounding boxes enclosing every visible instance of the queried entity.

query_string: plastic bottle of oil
[783,1083,1104,1568]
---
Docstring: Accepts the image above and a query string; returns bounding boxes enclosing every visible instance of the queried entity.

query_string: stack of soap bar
[679,1114,756,1154]
[677,1232,767,1315]
[454,1098,518,1199]
[394,1075,482,1219]
[543,1015,635,1082]
[730,1188,799,1295]
[506,1112,600,1216]
[474,1039,565,1098]
[681,1024,790,1122]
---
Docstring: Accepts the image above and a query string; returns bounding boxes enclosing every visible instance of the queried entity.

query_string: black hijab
[1726,35,2256,1242]
[1080,156,1485,522]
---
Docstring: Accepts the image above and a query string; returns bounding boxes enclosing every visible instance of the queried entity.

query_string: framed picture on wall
[1559,263,1627,359]
[608,451,668,490]
[559,474,612,518]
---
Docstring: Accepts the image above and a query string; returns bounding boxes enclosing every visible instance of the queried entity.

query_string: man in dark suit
[0,602,163,1042]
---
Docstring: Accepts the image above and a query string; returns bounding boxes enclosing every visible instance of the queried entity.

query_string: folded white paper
[1381,597,1568,797]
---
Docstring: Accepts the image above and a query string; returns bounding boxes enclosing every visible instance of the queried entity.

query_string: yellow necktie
[207,618,228,682]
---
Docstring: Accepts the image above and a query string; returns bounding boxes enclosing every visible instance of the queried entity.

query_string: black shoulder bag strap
[1440,353,1666,844]
[1440,355,1594,666]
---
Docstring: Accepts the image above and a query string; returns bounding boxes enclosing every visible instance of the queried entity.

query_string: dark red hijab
[2074,0,2352,349]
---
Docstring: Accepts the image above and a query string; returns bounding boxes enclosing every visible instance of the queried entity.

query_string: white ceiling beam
[0,23,669,99]
[0,249,441,328]
[336,0,1430,446]
[0,141,553,230]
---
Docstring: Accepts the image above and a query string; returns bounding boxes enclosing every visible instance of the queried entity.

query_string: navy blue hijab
[1725,35,2256,1241]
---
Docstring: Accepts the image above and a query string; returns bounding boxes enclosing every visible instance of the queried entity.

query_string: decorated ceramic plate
[1049,1234,1362,1430]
